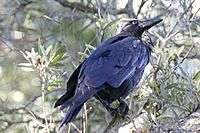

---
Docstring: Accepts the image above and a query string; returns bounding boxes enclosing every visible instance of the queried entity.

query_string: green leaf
[177,46,185,56]
[193,71,200,80]
[18,63,32,67]
[49,45,67,65]
[51,53,64,64]
[46,45,53,56]
[49,46,58,64]
[165,83,179,90]
[38,43,46,57]
[49,63,65,67]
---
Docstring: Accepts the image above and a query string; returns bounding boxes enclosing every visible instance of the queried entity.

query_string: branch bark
[55,0,129,16]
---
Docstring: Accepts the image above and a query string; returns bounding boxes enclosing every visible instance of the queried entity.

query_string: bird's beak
[139,17,163,30]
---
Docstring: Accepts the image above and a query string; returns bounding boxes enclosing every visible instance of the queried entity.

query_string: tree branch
[55,0,128,15]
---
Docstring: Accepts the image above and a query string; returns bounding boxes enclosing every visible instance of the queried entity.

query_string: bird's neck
[118,32,153,51]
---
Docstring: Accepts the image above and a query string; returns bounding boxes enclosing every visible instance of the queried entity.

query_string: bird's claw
[110,109,118,116]
[109,101,129,119]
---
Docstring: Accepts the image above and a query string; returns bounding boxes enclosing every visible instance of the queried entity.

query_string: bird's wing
[80,36,144,88]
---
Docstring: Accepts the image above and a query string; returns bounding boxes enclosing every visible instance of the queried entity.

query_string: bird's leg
[103,102,117,116]
[95,95,118,116]
[117,99,129,118]
[101,101,118,116]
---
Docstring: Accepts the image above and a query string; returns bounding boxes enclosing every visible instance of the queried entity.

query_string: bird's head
[121,17,162,38]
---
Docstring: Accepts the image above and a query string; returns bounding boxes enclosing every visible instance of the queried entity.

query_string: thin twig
[41,75,50,133]
[82,103,88,133]
[68,124,71,133]
[136,0,148,17]
[71,123,82,133]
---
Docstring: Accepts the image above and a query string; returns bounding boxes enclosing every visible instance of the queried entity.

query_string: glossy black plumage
[54,17,162,127]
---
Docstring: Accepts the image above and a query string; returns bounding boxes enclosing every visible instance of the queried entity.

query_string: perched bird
[54,17,162,127]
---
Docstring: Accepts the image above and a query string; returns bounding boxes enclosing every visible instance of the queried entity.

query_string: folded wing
[64,36,144,109]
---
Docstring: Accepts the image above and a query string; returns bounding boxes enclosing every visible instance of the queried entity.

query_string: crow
[54,17,162,127]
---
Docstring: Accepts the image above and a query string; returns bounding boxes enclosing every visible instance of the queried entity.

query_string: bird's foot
[117,99,129,118]
[110,109,118,116]
[109,100,129,119]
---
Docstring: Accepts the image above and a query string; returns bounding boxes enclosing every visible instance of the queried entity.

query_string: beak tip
[158,18,163,23]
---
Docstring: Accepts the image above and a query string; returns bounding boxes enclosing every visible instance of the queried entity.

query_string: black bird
[54,17,162,127]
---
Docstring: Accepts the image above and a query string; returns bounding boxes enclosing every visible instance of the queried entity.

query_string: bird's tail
[54,91,74,108]
[59,103,84,128]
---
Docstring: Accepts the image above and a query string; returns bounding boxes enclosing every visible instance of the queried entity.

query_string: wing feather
[81,37,142,88]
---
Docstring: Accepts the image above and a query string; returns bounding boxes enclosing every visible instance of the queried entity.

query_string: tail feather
[54,91,74,108]
[60,88,98,110]
[55,62,83,108]
[59,104,84,128]
[60,98,74,110]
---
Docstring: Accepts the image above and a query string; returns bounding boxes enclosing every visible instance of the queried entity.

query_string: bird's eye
[131,20,138,25]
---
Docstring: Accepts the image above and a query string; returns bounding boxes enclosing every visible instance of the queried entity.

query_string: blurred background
[0,0,199,132]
